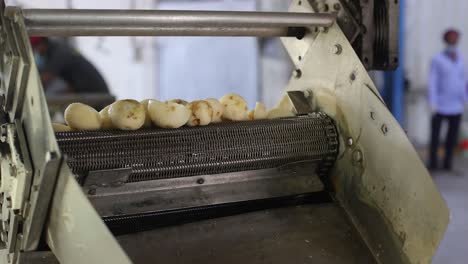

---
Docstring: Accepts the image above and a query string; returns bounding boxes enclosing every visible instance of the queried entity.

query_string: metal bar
[27,25,297,37]
[20,9,335,37]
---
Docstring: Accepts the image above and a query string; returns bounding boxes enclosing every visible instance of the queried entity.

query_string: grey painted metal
[282,1,449,262]
[46,165,132,264]
[89,162,324,217]
[20,8,335,36]
[117,204,376,264]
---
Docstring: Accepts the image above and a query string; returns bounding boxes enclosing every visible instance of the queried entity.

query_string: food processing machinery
[0,0,448,263]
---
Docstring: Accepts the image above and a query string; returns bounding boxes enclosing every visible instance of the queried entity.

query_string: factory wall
[9,0,158,101]
[9,0,290,108]
[405,0,468,145]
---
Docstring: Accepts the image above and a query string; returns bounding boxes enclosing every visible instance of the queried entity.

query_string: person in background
[30,37,109,95]
[428,29,467,172]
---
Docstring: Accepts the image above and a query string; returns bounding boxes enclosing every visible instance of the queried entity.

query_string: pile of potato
[52,93,295,132]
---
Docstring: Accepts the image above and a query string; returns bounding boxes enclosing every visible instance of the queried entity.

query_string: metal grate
[56,113,338,183]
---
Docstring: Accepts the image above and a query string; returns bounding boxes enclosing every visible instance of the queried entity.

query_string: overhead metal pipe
[19,9,335,37]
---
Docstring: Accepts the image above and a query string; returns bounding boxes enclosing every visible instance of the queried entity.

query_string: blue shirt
[428,50,467,115]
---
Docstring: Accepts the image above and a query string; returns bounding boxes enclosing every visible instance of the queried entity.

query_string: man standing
[428,29,467,171]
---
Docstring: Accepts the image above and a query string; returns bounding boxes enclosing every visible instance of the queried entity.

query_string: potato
[187,100,213,126]
[109,100,145,130]
[205,98,224,123]
[64,103,101,130]
[147,100,190,128]
[248,110,255,120]
[253,102,267,120]
[168,99,188,106]
[219,93,249,121]
[267,108,295,119]
[52,123,72,132]
[99,105,113,129]
[140,99,153,128]
[276,94,294,111]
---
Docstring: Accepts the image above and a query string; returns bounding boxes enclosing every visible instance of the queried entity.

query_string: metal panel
[117,204,376,264]
[282,3,449,262]
[45,165,131,264]
[90,162,324,217]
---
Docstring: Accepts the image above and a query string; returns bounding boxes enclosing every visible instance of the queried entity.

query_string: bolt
[353,150,363,162]
[347,138,353,146]
[197,178,205,184]
[333,44,343,55]
[370,112,375,120]
[333,3,341,10]
[293,69,302,79]
[319,27,329,33]
[381,124,389,135]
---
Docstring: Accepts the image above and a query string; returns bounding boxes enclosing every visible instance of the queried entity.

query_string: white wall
[12,0,294,108]
[405,0,468,145]
[9,0,158,101]
[157,0,259,108]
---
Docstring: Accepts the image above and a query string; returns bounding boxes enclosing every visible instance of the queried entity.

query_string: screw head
[333,3,341,10]
[381,124,389,135]
[197,178,205,184]
[347,138,353,146]
[333,44,343,55]
[293,69,302,79]
[353,150,363,162]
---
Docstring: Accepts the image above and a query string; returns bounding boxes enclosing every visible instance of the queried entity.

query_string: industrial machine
[0,1,448,263]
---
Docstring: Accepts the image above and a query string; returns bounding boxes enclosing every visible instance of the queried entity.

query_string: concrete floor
[431,157,468,263]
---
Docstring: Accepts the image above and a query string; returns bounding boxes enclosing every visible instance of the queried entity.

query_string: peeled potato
[140,99,153,128]
[187,100,213,126]
[276,95,294,111]
[205,98,224,123]
[64,103,101,130]
[109,100,145,130]
[267,108,295,119]
[219,93,249,121]
[253,102,267,120]
[248,110,255,120]
[52,123,72,132]
[147,100,190,128]
[168,99,188,106]
[99,105,113,129]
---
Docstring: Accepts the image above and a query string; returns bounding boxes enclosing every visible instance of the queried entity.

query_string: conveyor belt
[56,113,339,184]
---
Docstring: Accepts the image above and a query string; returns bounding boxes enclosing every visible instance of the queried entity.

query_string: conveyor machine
[0,1,448,263]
